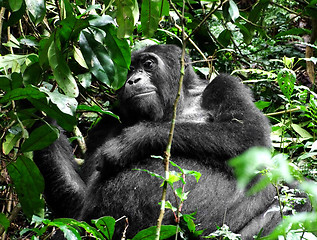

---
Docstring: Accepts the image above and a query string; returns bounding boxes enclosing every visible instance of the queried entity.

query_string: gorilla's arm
[33,128,86,217]
[96,75,271,174]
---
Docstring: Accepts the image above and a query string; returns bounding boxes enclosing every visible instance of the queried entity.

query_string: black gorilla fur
[34,44,309,239]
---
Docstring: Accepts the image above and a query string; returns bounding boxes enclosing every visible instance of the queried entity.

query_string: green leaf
[7,156,45,218]
[9,0,23,11]
[228,0,239,22]
[229,147,272,189]
[291,124,313,139]
[92,216,116,240]
[0,213,10,231]
[141,0,169,37]
[275,28,311,38]
[167,171,182,184]
[73,46,88,69]
[29,97,76,131]
[0,76,13,91]
[254,100,271,110]
[277,68,296,100]
[21,124,59,152]
[175,187,189,201]
[218,29,231,47]
[0,53,38,71]
[48,40,79,97]
[0,86,46,103]
[135,169,165,181]
[132,225,178,240]
[115,0,139,38]
[54,218,104,239]
[79,27,129,90]
[236,22,252,44]
[40,87,77,116]
[2,129,22,155]
[264,212,317,240]
[78,73,92,88]
[77,105,119,120]
[103,24,130,89]
[79,29,114,87]
[25,0,45,25]
[23,62,42,86]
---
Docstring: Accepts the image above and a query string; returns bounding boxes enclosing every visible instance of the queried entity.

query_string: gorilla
[34,44,309,239]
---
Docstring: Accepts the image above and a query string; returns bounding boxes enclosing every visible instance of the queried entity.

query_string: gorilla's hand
[96,122,166,176]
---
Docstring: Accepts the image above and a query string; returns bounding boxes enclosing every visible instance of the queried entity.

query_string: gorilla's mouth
[129,90,156,100]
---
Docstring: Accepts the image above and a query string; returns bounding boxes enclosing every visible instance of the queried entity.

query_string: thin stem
[155,1,187,239]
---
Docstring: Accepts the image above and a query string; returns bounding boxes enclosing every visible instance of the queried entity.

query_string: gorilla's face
[119,51,173,122]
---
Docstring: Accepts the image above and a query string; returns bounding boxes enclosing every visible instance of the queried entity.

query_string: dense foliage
[1,0,317,239]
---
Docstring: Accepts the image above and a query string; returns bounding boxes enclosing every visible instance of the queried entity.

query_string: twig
[0,7,6,53]
[155,1,187,239]
[265,107,301,116]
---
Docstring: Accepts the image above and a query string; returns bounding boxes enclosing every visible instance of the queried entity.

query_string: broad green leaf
[0,86,46,103]
[9,0,23,11]
[73,46,88,69]
[23,62,42,86]
[0,76,13,91]
[291,124,313,139]
[88,14,115,27]
[141,0,169,37]
[115,0,139,38]
[277,68,296,100]
[236,22,252,44]
[21,124,59,152]
[48,40,79,97]
[103,24,130,89]
[7,156,45,218]
[218,29,231,47]
[79,27,128,90]
[254,100,271,110]
[25,0,45,25]
[0,53,38,71]
[40,87,77,116]
[2,129,22,155]
[79,29,114,87]
[132,225,178,240]
[92,216,116,240]
[29,97,76,131]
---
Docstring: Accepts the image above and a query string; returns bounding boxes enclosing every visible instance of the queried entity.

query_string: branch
[156,1,187,239]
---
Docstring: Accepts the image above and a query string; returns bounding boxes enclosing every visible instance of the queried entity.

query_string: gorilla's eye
[143,59,155,70]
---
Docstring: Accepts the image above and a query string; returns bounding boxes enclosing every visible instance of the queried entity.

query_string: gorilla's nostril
[128,78,141,85]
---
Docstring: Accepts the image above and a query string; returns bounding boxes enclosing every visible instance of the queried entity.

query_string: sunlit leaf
[141,0,169,37]
[48,40,79,97]
[25,0,45,25]
[115,0,139,38]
